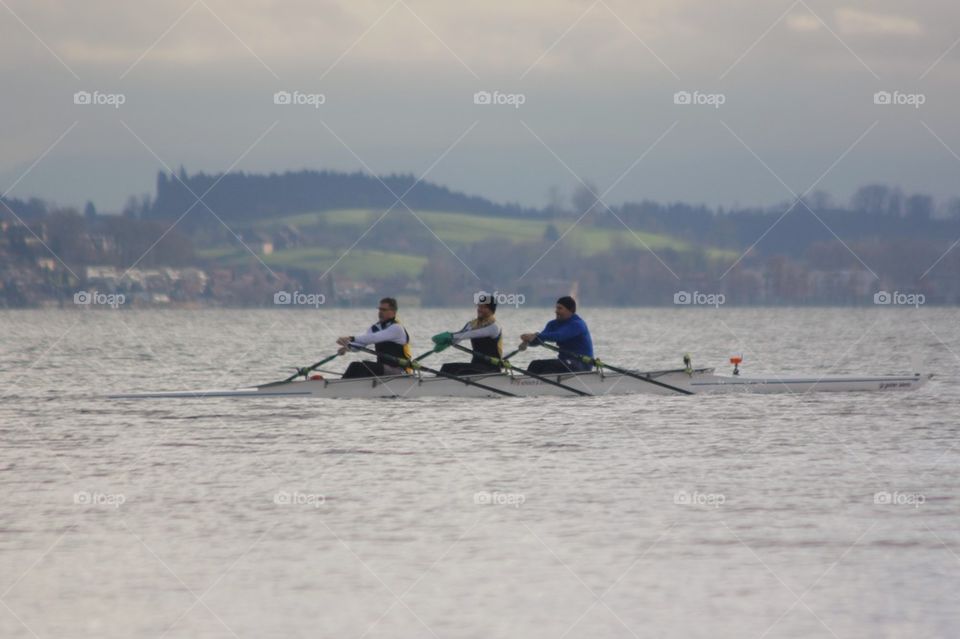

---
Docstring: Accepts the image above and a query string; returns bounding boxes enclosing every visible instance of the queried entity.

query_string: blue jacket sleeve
[537,318,584,343]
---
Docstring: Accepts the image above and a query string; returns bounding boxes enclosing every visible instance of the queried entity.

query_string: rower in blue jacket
[519,296,594,374]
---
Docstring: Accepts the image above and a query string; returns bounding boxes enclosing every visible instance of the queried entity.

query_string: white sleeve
[352,323,406,346]
[452,322,500,342]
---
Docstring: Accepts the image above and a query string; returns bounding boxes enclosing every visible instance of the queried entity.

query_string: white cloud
[835,8,922,36]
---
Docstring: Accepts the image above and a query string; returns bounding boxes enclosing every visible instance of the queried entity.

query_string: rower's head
[555,296,576,320]
[476,297,496,320]
[378,297,398,322]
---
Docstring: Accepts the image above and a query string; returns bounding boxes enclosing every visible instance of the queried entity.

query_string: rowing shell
[108,367,932,400]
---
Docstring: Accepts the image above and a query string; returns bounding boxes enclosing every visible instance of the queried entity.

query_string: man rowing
[336,297,412,378]
[432,295,503,375]
[519,296,594,374]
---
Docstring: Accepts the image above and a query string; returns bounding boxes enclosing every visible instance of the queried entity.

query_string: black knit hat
[556,296,576,313]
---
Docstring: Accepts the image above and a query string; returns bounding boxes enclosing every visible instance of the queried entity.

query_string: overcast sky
[1,0,958,212]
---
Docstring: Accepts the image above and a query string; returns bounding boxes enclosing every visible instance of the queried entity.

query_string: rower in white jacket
[336,297,412,378]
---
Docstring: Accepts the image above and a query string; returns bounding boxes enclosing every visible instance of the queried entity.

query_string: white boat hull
[109,368,931,400]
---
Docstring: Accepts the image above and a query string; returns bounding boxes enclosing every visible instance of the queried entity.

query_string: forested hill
[141,170,960,256]
[147,169,540,223]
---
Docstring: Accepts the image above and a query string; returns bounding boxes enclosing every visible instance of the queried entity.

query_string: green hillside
[199,208,734,279]
[256,208,701,254]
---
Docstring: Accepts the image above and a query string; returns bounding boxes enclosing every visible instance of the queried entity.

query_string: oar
[348,344,518,398]
[450,343,592,397]
[413,347,440,362]
[538,343,693,396]
[260,351,343,388]
[501,348,522,361]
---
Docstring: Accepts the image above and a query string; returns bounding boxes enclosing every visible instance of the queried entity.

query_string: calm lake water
[1,307,958,638]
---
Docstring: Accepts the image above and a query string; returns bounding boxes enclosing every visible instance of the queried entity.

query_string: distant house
[240,230,274,256]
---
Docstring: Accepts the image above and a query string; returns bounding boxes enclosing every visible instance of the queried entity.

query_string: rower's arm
[536,321,583,343]
[351,323,406,346]
[452,322,500,342]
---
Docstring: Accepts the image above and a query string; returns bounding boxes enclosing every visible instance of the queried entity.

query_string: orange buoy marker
[730,355,743,376]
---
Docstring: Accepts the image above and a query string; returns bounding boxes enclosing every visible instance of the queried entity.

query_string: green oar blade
[259,351,343,388]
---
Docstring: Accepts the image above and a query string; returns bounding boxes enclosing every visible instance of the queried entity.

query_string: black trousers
[439,362,500,376]
[527,359,592,375]
[342,361,405,379]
